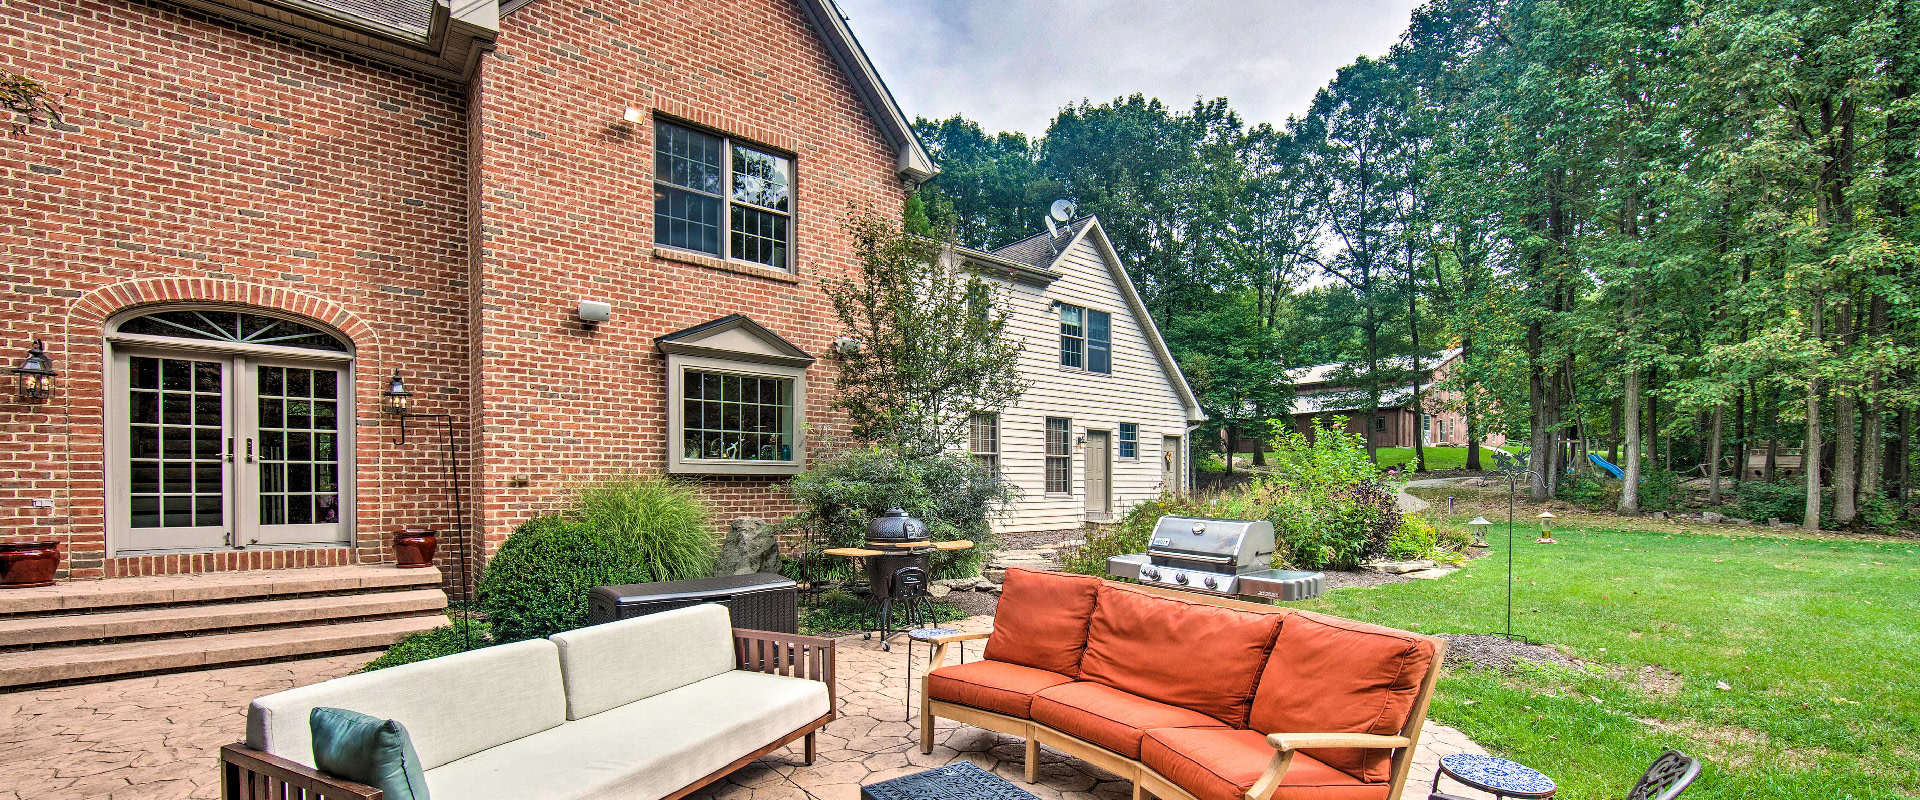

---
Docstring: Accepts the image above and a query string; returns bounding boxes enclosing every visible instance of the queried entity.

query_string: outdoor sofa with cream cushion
[218,604,835,800]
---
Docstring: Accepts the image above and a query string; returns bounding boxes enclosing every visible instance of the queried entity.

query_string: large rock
[715,516,781,576]
[1700,511,1726,524]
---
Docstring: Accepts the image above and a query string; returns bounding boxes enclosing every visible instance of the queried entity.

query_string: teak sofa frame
[220,628,836,800]
[918,583,1445,800]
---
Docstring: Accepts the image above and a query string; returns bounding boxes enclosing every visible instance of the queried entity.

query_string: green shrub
[1639,468,1682,510]
[1556,472,1616,510]
[1276,479,1400,570]
[572,474,716,582]
[477,475,715,642]
[478,515,652,641]
[1385,515,1474,563]
[360,617,492,672]
[1062,493,1211,576]
[1732,480,1806,524]
[785,446,1010,579]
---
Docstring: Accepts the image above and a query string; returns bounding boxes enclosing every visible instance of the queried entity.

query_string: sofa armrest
[220,742,383,800]
[1244,734,1413,800]
[732,628,837,715]
[1265,732,1411,752]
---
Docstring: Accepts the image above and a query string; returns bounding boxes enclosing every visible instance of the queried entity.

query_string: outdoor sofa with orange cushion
[920,568,1443,800]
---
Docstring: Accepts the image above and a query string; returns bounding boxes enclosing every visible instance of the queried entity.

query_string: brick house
[0,0,933,602]
[1285,349,1507,451]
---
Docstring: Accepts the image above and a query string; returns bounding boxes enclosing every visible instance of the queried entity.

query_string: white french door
[110,348,353,554]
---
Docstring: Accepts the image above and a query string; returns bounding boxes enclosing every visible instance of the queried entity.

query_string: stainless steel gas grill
[1106,515,1326,601]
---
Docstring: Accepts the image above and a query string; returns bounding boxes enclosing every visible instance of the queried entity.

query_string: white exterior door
[106,308,355,555]
[1085,430,1112,520]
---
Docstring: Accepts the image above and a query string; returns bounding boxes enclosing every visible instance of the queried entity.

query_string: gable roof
[988,217,1094,270]
[1288,348,1462,388]
[1009,218,1205,423]
[656,314,816,369]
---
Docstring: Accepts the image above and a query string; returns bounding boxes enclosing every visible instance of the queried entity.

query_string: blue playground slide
[1588,453,1626,479]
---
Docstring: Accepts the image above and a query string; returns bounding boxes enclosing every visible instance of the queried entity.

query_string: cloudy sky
[838,0,1424,137]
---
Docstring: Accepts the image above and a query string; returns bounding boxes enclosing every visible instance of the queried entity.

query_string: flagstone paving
[0,615,1495,800]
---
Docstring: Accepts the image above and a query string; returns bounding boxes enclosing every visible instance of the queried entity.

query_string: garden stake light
[382,369,474,651]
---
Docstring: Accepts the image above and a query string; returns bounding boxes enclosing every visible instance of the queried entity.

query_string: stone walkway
[0,617,1497,800]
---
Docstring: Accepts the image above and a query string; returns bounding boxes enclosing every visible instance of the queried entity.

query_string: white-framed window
[969,412,999,474]
[653,119,793,270]
[659,315,813,475]
[105,307,354,555]
[1046,417,1073,494]
[1056,303,1111,373]
[1119,422,1139,459]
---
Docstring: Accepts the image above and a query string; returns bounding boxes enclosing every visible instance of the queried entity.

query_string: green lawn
[1256,445,1491,471]
[1295,514,1920,799]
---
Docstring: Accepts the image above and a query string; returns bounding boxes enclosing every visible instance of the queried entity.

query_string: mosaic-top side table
[1434,753,1557,799]
[862,761,1037,800]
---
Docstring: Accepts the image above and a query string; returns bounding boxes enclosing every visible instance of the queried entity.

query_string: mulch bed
[1436,633,1577,671]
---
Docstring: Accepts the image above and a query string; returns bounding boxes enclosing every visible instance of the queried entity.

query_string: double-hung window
[1119,423,1138,459]
[1045,417,1073,494]
[1057,303,1111,373]
[653,120,793,270]
[969,413,999,474]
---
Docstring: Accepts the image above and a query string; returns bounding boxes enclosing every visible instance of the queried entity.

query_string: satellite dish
[1049,199,1077,223]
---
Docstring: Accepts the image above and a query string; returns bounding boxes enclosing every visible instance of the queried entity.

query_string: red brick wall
[469,0,908,553]
[0,0,473,578]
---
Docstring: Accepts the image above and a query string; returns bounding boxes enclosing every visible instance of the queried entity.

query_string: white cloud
[838,0,1423,136]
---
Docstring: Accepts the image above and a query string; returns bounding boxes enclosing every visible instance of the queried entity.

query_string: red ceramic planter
[394,528,438,569]
[0,540,61,588]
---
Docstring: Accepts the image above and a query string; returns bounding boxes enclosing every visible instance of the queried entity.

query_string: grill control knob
[1174,572,1188,585]
[1140,566,1159,581]
[1202,575,1218,589]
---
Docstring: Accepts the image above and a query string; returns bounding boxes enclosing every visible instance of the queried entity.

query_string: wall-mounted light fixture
[381,368,413,417]
[623,107,644,125]
[578,299,611,326]
[11,339,56,402]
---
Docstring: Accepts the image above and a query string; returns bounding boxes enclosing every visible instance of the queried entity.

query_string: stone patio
[0,615,1496,800]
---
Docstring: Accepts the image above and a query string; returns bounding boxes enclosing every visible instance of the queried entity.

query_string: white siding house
[956,217,1206,533]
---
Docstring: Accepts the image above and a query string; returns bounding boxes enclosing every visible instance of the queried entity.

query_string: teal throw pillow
[310,706,430,800]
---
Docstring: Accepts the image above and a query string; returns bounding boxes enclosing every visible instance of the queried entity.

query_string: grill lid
[1146,515,1274,573]
[866,508,929,543]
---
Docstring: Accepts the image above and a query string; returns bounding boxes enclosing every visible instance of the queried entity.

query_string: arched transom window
[106,306,355,555]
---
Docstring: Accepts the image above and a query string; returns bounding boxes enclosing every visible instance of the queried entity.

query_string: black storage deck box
[587,572,798,633]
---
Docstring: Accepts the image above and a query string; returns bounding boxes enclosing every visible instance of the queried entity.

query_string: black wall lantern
[11,339,56,401]
[381,368,413,417]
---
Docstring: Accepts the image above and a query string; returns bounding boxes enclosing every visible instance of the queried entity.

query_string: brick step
[0,614,448,690]
[0,565,442,617]
[0,589,448,648]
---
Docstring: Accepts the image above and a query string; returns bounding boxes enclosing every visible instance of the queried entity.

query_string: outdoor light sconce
[1467,516,1493,548]
[578,299,612,326]
[1535,510,1558,544]
[623,107,645,125]
[382,368,413,417]
[11,339,56,402]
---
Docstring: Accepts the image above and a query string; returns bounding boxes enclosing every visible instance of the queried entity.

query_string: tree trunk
[1708,404,1725,505]
[1527,326,1551,501]
[1765,384,1779,482]
[1734,385,1749,488]
[1832,295,1859,526]
[1859,291,1888,503]
[1805,293,1825,531]
[1463,336,1483,471]
[1609,398,1622,464]
[1647,368,1662,473]
[1620,369,1642,513]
